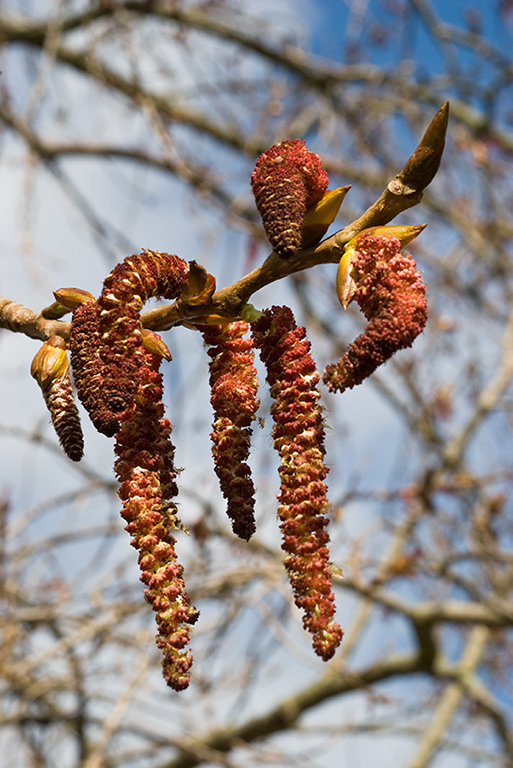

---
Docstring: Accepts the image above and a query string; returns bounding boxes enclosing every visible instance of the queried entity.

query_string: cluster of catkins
[31,139,427,690]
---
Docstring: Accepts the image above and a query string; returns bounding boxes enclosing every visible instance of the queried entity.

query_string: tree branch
[0,297,69,341]
[408,626,490,768]
[0,102,448,340]
[158,652,424,768]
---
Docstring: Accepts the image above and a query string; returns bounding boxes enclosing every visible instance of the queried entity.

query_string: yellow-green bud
[141,329,172,361]
[53,287,95,310]
[346,224,426,252]
[31,336,68,387]
[240,304,263,323]
[336,250,357,310]
[301,186,351,247]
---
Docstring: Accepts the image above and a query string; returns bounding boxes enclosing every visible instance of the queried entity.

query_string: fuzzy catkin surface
[252,306,343,660]
[324,235,427,393]
[251,139,328,259]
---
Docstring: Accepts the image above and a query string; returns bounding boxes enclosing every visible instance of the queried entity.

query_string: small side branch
[0,297,69,341]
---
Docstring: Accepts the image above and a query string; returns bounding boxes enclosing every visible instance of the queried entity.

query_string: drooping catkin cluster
[69,251,196,690]
[114,348,198,691]
[31,336,84,462]
[251,139,329,259]
[201,321,260,540]
[251,306,343,660]
[324,234,428,393]
[41,136,435,690]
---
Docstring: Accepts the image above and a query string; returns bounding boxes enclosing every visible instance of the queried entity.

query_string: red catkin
[201,321,259,540]
[251,139,328,259]
[69,300,120,437]
[97,251,189,415]
[324,235,428,393]
[69,252,189,436]
[42,371,84,462]
[252,306,343,660]
[114,348,198,691]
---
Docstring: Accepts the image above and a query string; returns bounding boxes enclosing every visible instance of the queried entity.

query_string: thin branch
[340,578,513,628]
[0,297,69,341]
[0,101,260,241]
[1,4,513,157]
[0,104,448,340]
[459,675,513,767]
[0,3,395,92]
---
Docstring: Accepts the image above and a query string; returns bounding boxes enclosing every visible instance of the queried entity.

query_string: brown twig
[1,104,448,345]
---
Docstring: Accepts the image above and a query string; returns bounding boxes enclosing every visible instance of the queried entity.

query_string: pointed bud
[395,103,449,194]
[347,224,426,251]
[416,101,450,153]
[41,302,73,320]
[141,328,172,361]
[336,250,357,310]
[301,186,351,247]
[53,287,95,310]
[189,314,232,327]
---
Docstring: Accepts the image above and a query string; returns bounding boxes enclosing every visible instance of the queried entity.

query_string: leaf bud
[141,328,172,361]
[240,304,264,323]
[53,287,95,310]
[301,186,351,247]
[31,336,68,387]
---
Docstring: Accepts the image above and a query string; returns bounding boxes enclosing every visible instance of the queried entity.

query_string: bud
[336,249,357,310]
[395,102,449,195]
[31,336,84,462]
[53,287,95,310]
[41,302,73,320]
[187,313,232,327]
[346,224,426,252]
[180,261,216,306]
[141,328,172,361]
[301,186,351,247]
[240,303,263,323]
[31,336,68,387]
